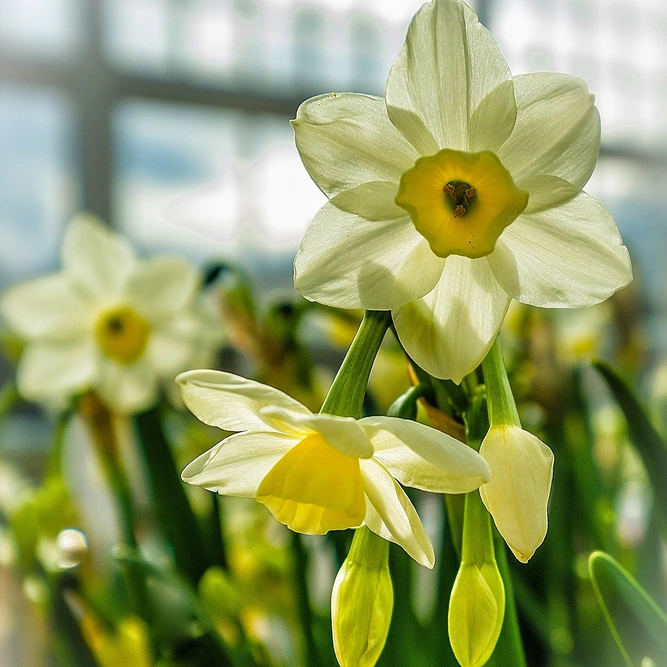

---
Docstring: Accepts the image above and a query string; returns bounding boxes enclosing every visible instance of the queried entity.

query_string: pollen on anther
[443,184,456,195]
[453,205,466,218]
[465,187,477,199]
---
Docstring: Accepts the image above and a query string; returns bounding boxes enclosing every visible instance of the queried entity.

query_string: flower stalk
[78,393,137,549]
[481,337,520,428]
[320,310,391,419]
[133,407,211,586]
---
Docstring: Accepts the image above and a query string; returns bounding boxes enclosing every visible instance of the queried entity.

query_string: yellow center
[95,306,151,364]
[256,433,366,534]
[395,149,529,259]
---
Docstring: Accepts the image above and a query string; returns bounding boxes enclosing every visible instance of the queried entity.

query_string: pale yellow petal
[393,256,510,383]
[360,416,489,493]
[479,426,554,562]
[386,0,512,152]
[176,370,311,432]
[360,459,434,568]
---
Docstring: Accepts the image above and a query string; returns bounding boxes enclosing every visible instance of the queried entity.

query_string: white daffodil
[292,0,632,383]
[1,216,220,414]
[178,370,490,567]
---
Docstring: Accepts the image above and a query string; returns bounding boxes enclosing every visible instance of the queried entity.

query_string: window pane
[113,101,324,276]
[0,0,82,59]
[0,85,78,288]
[493,0,667,148]
[104,0,453,95]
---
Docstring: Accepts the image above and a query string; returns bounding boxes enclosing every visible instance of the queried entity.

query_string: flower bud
[56,528,88,569]
[331,527,393,667]
[449,560,505,667]
[479,425,553,563]
[448,491,505,667]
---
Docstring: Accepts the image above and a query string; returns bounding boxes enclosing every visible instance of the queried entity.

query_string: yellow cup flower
[178,370,491,567]
[292,0,632,383]
[1,216,221,413]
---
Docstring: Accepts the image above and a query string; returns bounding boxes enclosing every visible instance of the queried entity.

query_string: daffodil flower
[178,370,491,567]
[1,216,219,414]
[292,0,632,382]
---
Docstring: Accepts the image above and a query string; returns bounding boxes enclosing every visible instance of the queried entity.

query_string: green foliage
[589,551,667,666]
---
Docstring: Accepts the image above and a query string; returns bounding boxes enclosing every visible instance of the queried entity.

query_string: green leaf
[589,550,667,666]
[593,361,667,534]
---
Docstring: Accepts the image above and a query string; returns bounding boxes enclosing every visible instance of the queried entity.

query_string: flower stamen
[95,306,150,364]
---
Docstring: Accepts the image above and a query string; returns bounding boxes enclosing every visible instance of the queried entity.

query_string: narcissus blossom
[1,216,219,414]
[479,425,554,563]
[292,0,632,382]
[178,370,490,567]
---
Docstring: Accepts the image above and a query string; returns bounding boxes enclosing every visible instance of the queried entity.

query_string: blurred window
[0,85,78,288]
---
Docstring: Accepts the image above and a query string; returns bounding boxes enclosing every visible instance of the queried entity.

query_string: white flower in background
[292,0,632,383]
[1,216,220,414]
[178,370,491,567]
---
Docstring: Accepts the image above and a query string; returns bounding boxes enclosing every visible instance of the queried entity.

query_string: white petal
[182,431,299,497]
[17,337,97,402]
[361,458,434,568]
[1,274,93,339]
[517,174,580,214]
[96,358,158,414]
[393,256,510,383]
[126,257,201,322]
[146,328,198,376]
[292,93,418,197]
[294,201,445,310]
[468,80,517,153]
[488,191,632,308]
[62,215,136,299]
[360,416,490,493]
[176,370,312,432]
[479,426,554,563]
[386,0,511,152]
[259,407,374,459]
[497,73,600,188]
[330,181,405,222]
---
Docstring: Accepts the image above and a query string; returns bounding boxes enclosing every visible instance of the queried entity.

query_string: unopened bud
[56,528,88,569]
[332,527,393,667]
[448,492,505,667]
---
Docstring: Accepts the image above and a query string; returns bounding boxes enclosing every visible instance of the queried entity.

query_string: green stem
[481,336,521,428]
[291,532,320,667]
[47,409,74,479]
[50,573,102,667]
[207,493,228,570]
[0,380,19,420]
[134,407,210,586]
[461,490,494,565]
[78,395,137,549]
[320,310,391,418]
[488,530,528,667]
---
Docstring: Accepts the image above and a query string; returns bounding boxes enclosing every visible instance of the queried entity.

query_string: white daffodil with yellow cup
[292,0,632,383]
[1,216,219,414]
[178,368,490,568]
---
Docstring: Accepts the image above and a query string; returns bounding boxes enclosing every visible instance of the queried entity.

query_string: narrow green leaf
[593,361,667,534]
[589,550,667,666]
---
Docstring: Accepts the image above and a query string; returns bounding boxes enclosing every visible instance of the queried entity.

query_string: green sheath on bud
[448,491,505,667]
[331,526,393,667]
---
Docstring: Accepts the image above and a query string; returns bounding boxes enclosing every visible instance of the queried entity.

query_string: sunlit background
[1,0,667,663]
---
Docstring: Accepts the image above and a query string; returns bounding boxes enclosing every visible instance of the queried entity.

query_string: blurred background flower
[0,1,666,665]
